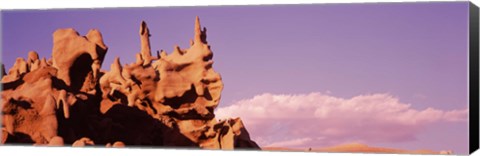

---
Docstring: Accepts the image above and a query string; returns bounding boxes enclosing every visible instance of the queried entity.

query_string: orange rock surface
[1,16,259,150]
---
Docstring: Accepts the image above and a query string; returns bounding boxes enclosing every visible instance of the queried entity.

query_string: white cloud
[215,92,467,148]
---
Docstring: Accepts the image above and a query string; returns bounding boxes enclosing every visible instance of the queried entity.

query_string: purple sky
[1,2,470,154]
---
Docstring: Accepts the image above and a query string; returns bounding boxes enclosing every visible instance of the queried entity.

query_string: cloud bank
[215,92,467,148]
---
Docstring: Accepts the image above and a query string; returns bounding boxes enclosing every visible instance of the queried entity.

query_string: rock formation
[1,16,259,150]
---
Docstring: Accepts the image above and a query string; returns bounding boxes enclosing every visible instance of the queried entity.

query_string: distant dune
[262,142,453,155]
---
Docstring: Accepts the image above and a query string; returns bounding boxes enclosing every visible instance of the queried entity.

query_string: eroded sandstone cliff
[0,16,259,149]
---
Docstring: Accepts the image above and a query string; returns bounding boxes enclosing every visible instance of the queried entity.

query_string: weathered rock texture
[1,16,259,150]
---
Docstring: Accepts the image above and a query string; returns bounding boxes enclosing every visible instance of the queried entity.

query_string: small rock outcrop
[1,16,259,149]
[52,28,107,93]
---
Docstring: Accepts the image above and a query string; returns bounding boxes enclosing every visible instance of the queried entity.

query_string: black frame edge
[469,1,480,155]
